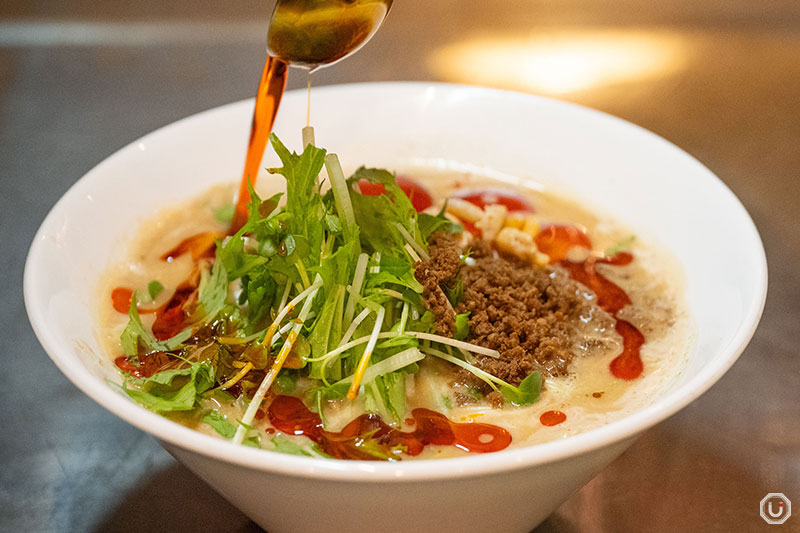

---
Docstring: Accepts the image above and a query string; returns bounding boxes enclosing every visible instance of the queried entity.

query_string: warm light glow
[429,29,688,94]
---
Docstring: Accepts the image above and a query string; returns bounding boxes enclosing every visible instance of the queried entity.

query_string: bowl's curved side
[164,436,636,533]
[24,82,767,483]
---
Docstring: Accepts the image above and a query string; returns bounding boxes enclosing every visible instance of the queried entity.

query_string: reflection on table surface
[1,0,798,531]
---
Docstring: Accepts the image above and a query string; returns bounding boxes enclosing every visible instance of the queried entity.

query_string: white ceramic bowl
[24,83,767,532]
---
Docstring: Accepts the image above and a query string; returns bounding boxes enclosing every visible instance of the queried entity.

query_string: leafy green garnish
[163,328,193,350]
[418,203,463,240]
[348,167,419,254]
[147,280,164,301]
[366,372,406,424]
[228,417,262,448]
[463,386,484,401]
[123,360,215,412]
[323,212,341,233]
[243,435,262,448]
[267,134,327,268]
[442,395,453,409]
[271,436,331,458]
[116,133,553,449]
[308,285,345,380]
[311,443,333,458]
[445,277,464,307]
[276,372,297,394]
[454,313,470,341]
[604,235,636,256]
[307,382,349,426]
[349,429,397,460]
[240,269,277,333]
[120,292,162,357]
[203,410,236,438]
[213,389,236,403]
[500,371,542,406]
[197,258,228,322]
[271,436,313,457]
[218,218,271,280]
[213,204,235,224]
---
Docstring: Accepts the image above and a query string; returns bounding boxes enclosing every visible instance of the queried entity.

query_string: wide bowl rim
[24,81,767,481]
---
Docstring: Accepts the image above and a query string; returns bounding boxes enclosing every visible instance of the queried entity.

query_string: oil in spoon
[268,0,392,70]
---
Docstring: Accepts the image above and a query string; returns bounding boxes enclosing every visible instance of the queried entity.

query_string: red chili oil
[535,224,644,380]
[160,231,220,262]
[268,395,512,460]
[539,410,567,426]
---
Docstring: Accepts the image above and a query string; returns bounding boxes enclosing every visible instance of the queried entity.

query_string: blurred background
[1,1,798,531]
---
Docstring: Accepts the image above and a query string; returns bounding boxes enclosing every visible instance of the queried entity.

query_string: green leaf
[267,134,327,268]
[276,372,297,394]
[197,259,228,322]
[120,291,162,357]
[307,382,349,407]
[163,328,193,350]
[348,194,398,253]
[213,204,235,224]
[313,240,359,294]
[463,386,483,401]
[308,286,345,380]
[236,182,281,237]
[444,277,463,306]
[500,371,542,406]
[241,270,278,333]
[271,436,313,457]
[243,435,262,448]
[366,271,424,294]
[375,334,417,350]
[454,313,470,341]
[203,410,236,438]
[352,167,416,222]
[123,360,215,412]
[418,211,462,241]
[311,443,333,458]
[214,389,236,403]
[348,428,395,460]
[379,253,411,277]
[147,280,164,301]
[348,167,419,254]
[323,212,341,233]
[281,234,296,256]
[604,235,636,256]
[408,310,436,333]
[218,232,269,281]
[241,343,270,369]
[370,372,406,424]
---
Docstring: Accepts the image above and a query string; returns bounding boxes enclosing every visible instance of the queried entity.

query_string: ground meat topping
[416,235,612,386]
[414,233,463,335]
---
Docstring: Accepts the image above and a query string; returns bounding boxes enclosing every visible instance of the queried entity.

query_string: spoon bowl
[267,0,393,70]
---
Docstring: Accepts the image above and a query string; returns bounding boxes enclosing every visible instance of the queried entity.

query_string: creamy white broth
[98,169,691,459]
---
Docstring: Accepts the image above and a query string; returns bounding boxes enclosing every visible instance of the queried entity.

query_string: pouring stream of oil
[230,0,392,232]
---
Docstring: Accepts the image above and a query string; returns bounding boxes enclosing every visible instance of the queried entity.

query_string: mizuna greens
[117,132,542,457]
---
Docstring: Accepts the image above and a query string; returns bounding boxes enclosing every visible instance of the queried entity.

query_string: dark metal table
[2,1,798,531]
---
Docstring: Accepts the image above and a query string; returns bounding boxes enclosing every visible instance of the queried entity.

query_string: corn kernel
[495,227,537,261]
[504,212,527,230]
[522,216,540,237]
[534,252,551,266]
[476,204,508,242]
[446,198,484,223]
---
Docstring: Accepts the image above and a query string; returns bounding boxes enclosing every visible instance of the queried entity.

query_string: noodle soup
[97,144,691,460]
